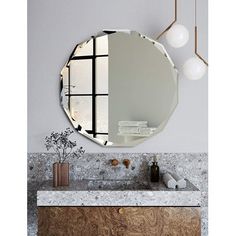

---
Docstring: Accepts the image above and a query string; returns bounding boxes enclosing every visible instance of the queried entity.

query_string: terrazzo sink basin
[87,180,150,190]
[37,179,201,206]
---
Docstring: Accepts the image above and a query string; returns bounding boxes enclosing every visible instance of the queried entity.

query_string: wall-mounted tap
[123,159,131,169]
[111,159,119,166]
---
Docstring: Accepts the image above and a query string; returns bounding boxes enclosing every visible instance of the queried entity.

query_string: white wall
[28,0,208,153]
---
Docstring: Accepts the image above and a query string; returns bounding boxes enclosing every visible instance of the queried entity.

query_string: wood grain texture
[38,207,200,236]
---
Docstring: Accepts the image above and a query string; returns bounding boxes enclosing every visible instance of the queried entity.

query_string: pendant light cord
[194,0,208,66]
[156,0,177,40]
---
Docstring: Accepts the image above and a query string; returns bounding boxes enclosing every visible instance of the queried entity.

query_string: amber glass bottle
[151,161,159,182]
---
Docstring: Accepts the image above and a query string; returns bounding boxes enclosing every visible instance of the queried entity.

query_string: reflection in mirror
[61,30,178,147]
[70,60,92,94]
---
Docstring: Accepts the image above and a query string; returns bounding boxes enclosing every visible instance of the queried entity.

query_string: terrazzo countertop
[37,179,200,206]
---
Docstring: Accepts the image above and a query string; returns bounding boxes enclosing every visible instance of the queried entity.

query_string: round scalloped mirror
[60,30,178,147]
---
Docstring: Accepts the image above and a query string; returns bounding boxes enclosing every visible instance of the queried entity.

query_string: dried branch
[44,127,85,163]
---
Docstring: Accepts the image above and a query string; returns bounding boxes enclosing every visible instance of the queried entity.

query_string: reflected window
[96,57,108,94]
[67,36,109,140]
[70,97,92,130]
[70,60,92,94]
[96,96,108,133]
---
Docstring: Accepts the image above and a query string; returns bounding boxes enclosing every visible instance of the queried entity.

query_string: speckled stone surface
[37,179,200,206]
[28,153,208,236]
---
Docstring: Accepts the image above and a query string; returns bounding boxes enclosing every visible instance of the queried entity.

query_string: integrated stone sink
[37,179,200,207]
[87,180,150,190]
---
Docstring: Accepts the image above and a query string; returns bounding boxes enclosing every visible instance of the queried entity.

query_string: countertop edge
[37,190,201,207]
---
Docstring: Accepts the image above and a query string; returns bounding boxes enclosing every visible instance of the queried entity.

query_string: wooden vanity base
[38,207,201,236]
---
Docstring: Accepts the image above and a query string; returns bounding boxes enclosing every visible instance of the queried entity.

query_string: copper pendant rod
[156,0,208,66]
[156,0,177,40]
[195,26,208,66]
[194,0,208,66]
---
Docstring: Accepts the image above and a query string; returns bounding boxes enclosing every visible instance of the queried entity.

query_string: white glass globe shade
[183,57,207,80]
[166,24,189,48]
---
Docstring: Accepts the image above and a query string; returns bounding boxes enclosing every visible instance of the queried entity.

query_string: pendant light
[183,0,208,80]
[183,57,207,80]
[166,24,189,48]
[157,0,189,48]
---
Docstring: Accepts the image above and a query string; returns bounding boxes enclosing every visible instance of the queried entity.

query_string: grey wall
[28,0,208,153]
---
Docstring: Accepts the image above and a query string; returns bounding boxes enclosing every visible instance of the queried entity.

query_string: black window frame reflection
[66,36,109,139]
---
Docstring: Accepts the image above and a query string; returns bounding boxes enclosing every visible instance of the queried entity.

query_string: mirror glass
[61,30,178,146]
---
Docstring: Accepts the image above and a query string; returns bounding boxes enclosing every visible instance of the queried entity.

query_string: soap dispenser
[151,155,160,182]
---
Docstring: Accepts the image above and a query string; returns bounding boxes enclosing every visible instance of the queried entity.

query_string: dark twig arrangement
[45,128,85,163]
